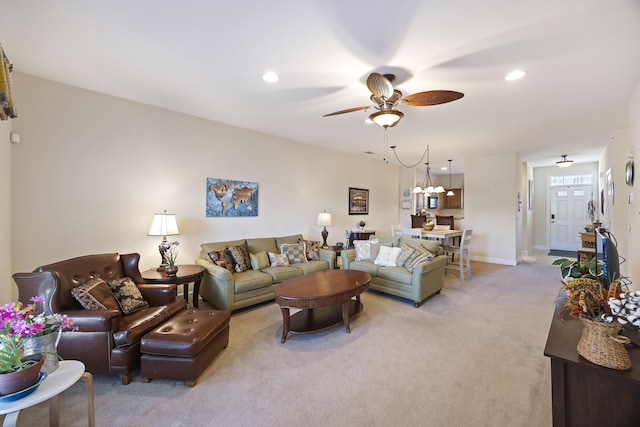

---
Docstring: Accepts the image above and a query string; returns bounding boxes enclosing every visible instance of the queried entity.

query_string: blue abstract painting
[206,178,259,217]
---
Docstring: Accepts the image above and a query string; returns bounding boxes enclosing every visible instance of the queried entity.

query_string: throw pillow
[208,249,235,272]
[281,243,308,264]
[396,243,416,267]
[268,252,290,267]
[71,277,120,311]
[420,239,443,256]
[299,238,321,260]
[227,244,252,272]
[404,251,435,273]
[354,238,380,262]
[374,246,402,267]
[250,250,270,270]
[107,277,149,314]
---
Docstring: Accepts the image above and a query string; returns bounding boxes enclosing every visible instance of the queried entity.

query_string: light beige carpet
[4,259,560,426]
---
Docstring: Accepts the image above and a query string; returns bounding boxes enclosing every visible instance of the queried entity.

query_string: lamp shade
[317,211,332,227]
[148,210,180,236]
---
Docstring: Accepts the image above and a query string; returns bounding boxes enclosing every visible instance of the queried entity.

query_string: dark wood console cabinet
[348,230,376,248]
[544,289,640,426]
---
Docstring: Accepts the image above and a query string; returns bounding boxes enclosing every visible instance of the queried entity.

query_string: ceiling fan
[323,72,464,128]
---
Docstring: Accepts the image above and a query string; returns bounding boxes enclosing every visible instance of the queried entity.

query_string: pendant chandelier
[446,160,454,196]
[412,146,444,194]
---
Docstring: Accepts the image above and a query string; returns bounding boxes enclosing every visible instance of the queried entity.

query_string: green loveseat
[195,234,335,311]
[341,237,446,307]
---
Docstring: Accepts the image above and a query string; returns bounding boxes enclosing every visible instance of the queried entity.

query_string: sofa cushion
[246,237,278,255]
[377,266,413,285]
[290,260,329,275]
[233,270,274,293]
[113,303,185,347]
[347,260,380,277]
[107,277,150,314]
[250,250,270,270]
[262,266,302,283]
[71,278,120,311]
[228,244,252,273]
[268,252,290,267]
[281,243,308,264]
[374,246,402,267]
[208,249,235,272]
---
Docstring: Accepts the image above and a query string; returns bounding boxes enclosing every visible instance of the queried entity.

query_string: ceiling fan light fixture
[505,70,526,81]
[556,155,573,167]
[369,110,404,128]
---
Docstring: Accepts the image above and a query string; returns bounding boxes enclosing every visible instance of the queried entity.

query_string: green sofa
[195,234,335,311]
[341,237,446,307]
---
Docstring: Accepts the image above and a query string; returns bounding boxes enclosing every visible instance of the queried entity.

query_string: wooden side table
[141,264,205,308]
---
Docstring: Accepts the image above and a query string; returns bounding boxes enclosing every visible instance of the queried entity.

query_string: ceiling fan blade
[402,90,464,106]
[323,106,369,117]
[366,73,394,99]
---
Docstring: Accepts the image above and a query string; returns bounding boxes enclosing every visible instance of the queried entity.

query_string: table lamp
[148,210,180,271]
[317,211,332,248]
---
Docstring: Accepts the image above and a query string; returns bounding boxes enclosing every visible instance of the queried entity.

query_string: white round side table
[0,360,95,427]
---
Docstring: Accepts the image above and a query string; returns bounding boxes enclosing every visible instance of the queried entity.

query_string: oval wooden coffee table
[274,270,371,343]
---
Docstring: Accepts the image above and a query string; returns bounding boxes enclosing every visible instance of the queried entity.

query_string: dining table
[415,228,462,245]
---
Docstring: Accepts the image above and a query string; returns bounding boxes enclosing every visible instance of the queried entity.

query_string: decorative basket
[422,222,434,231]
[577,316,631,370]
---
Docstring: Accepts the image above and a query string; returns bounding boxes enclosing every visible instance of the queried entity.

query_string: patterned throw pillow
[354,238,380,261]
[403,245,435,273]
[71,277,120,311]
[374,246,402,267]
[268,252,290,267]
[281,243,308,264]
[208,249,235,272]
[107,277,149,314]
[250,250,270,270]
[227,244,252,272]
[299,238,320,260]
[396,243,416,267]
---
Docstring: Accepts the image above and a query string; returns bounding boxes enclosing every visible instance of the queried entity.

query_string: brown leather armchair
[12,253,186,385]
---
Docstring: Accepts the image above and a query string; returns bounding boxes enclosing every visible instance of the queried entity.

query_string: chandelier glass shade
[446,160,454,196]
[556,155,573,167]
[369,110,404,128]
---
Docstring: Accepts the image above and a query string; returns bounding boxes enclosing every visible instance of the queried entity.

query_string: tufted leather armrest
[137,283,177,306]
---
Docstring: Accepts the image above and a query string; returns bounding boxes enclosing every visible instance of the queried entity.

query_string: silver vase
[22,329,61,374]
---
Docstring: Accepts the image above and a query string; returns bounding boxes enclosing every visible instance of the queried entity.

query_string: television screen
[595,228,620,285]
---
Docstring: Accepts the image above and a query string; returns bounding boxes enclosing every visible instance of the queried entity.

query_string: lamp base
[321,226,329,248]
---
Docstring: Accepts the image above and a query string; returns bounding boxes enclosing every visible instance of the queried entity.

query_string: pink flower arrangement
[0,297,76,373]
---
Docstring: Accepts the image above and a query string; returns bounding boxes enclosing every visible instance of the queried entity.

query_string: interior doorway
[549,173,596,251]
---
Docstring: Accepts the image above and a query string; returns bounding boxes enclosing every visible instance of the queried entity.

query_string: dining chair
[401,228,422,239]
[390,224,402,238]
[443,229,473,281]
[433,224,451,231]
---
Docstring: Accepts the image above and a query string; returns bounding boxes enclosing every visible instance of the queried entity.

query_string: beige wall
[0,119,11,304]
[624,80,640,290]
[7,73,401,300]
[464,151,518,265]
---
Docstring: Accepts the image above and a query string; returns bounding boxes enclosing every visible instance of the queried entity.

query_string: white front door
[550,184,592,251]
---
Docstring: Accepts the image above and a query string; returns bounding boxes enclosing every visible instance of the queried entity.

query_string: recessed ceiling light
[262,71,279,83]
[441,166,447,171]
[505,70,526,81]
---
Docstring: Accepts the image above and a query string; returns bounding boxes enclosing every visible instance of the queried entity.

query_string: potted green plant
[163,241,180,276]
[552,257,602,280]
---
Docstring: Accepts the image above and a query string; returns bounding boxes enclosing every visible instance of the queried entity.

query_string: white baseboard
[469,255,517,266]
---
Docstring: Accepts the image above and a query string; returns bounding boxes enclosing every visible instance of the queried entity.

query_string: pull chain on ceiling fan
[323,72,464,128]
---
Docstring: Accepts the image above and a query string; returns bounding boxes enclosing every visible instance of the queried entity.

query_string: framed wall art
[348,187,369,215]
[206,177,259,217]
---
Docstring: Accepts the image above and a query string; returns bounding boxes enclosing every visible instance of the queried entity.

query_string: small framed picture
[349,187,369,215]
[428,196,438,209]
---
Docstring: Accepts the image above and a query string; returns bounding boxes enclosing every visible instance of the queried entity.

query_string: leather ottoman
[140,308,230,386]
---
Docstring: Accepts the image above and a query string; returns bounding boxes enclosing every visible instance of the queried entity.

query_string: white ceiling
[1,0,640,173]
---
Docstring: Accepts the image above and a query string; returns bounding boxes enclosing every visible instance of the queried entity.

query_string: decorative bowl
[422,222,435,231]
